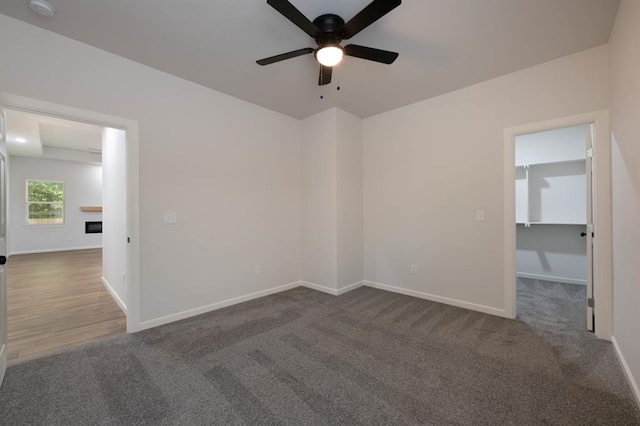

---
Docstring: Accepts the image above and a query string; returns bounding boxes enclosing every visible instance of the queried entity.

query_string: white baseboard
[300,280,364,296]
[363,280,507,318]
[138,281,301,331]
[337,281,364,295]
[101,276,127,314]
[612,336,640,410]
[136,278,505,333]
[9,245,102,256]
[300,281,338,295]
[516,272,586,286]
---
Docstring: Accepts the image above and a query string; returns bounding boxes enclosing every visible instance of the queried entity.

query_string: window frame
[25,179,66,226]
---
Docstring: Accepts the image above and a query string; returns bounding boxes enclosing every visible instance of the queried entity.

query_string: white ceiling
[0,0,620,119]
[5,109,102,160]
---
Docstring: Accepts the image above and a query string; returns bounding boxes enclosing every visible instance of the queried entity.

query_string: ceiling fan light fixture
[27,0,56,17]
[257,0,402,85]
[316,46,343,67]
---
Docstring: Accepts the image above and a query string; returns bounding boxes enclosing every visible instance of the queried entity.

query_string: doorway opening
[503,110,612,340]
[3,107,129,365]
[514,123,593,333]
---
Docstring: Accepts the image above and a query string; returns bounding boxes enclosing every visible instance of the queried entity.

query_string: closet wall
[515,124,589,284]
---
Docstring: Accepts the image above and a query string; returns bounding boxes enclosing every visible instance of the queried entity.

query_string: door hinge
[127,237,130,243]
[587,223,594,237]
[588,298,595,308]
[587,148,593,158]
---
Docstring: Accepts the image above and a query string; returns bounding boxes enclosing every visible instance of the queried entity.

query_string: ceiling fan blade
[256,47,314,66]
[342,0,401,39]
[344,44,398,64]
[318,65,332,86]
[266,0,321,38]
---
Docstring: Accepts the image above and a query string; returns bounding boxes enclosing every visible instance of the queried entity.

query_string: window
[26,180,64,225]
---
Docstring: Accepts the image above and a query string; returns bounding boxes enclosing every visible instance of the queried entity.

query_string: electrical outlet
[476,210,485,221]
[255,265,261,276]
[164,212,178,224]
[411,264,418,274]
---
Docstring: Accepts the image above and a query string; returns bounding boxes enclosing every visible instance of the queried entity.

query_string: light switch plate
[476,210,485,221]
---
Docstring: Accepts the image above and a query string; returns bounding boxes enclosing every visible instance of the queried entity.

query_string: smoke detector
[28,0,55,18]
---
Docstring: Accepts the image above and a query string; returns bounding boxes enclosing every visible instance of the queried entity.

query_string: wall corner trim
[101,276,127,314]
[611,336,640,410]
[301,280,364,296]
[363,280,507,318]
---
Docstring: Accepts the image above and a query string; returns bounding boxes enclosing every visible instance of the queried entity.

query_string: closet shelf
[516,158,585,168]
[517,222,586,226]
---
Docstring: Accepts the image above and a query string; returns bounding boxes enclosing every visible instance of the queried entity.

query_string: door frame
[2,93,142,333]
[503,110,612,340]
[0,105,7,386]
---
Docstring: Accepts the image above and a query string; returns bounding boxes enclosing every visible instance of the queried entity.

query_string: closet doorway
[514,124,593,331]
[503,110,613,340]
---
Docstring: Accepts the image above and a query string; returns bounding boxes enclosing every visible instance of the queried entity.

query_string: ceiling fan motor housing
[313,14,345,47]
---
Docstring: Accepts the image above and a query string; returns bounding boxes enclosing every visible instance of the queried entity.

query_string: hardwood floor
[6,249,126,365]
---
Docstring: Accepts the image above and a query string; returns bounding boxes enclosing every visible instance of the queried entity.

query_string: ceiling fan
[256,0,401,86]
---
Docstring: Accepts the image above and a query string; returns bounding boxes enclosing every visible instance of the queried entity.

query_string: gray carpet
[1,282,639,425]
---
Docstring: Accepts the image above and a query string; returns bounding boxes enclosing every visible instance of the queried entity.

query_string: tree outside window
[27,180,64,225]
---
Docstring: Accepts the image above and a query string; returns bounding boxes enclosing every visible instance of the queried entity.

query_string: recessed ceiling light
[15,137,27,143]
[28,0,56,18]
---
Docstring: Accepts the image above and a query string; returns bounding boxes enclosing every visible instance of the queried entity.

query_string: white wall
[301,109,338,289]
[516,225,586,284]
[363,45,610,314]
[515,124,588,284]
[301,107,364,292]
[0,14,302,325]
[9,156,102,254]
[515,124,589,165]
[336,109,363,289]
[609,0,640,405]
[102,128,127,311]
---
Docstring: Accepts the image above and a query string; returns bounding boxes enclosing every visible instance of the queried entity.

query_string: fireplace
[85,221,102,234]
